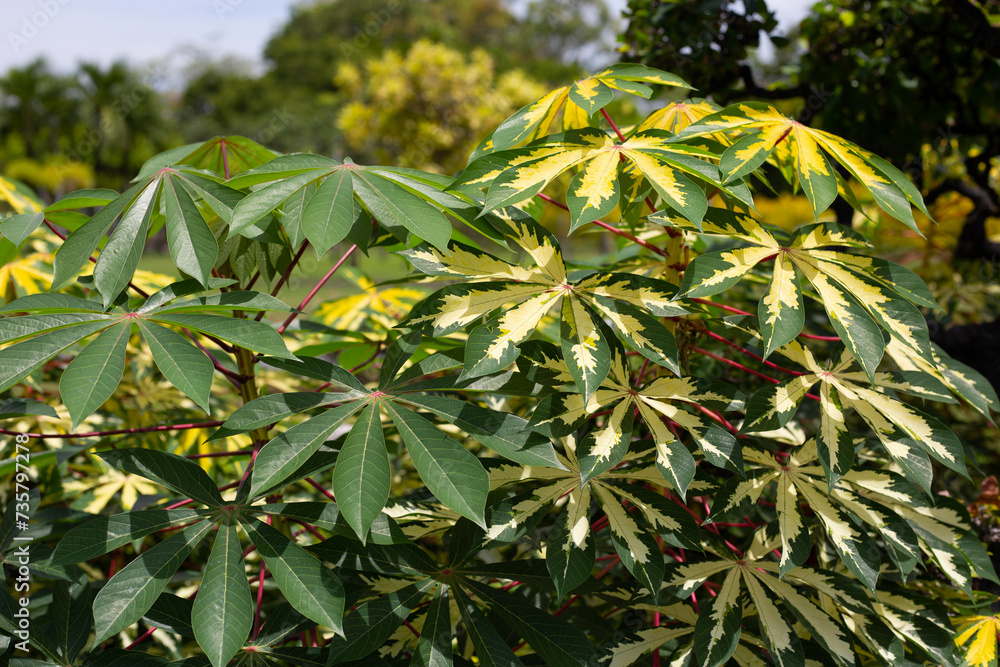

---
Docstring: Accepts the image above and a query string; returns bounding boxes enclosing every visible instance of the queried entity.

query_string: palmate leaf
[670,101,930,224]
[523,341,743,489]
[400,209,682,392]
[226,154,453,251]
[741,342,966,490]
[472,63,691,159]
[668,209,935,377]
[459,127,736,230]
[665,552,859,667]
[0,281,295,423]
[53,162,246,299]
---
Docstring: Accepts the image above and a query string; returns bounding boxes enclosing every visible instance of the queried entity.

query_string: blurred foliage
[336,40,547,173]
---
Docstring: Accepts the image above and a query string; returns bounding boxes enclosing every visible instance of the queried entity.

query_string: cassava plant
[0,64,997,667]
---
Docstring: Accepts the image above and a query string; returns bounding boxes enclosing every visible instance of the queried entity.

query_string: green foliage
[0,60,997,667]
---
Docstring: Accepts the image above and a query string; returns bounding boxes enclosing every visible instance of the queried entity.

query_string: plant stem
[276,244,357,334]
[254,241,311,322]
[0,421,224,439]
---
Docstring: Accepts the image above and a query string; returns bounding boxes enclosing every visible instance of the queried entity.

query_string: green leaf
[0,320,113,392]
[0,398,58,420]
[51,180,148,291]
[250,401,365,497]
[301,168,356,256]
[92,521,212,644]
[137,320,214,413]
[0,212,44,247]
[327,579,437,665]
[0,312,113,345]
[150,313,295,359]
[93,183,158,306]
[464,578,598,667]
[456,587,524,667]
[58,320,130,428]
[52,508,204,565]
[213,392,336,440]
[395,393,562,468]
[98,449,224,507]
[241,517,345,634]
[333,402,391,544]
[142,593,195,639]
[0,292,108,314]
[229,169,326,237]
[409,587,453,667]
[383,401,489,528]
[51,572,92,662]
[352,171,452,251]
[192,517,253,667]
[162,175,218,285]
[150,291,294,314]
[693,565,742,667]
[379,330,423,389]
[261,356,369,395]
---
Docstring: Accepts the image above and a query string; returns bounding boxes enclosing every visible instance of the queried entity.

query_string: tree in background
[336,40,546,173]
[0,59,175,192]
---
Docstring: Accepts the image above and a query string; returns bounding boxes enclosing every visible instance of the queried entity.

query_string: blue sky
[2,0,815,73]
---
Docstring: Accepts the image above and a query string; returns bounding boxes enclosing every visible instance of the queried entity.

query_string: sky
[2,0,816,74]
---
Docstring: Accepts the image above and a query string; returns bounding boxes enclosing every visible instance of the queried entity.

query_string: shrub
[0,66,997,667]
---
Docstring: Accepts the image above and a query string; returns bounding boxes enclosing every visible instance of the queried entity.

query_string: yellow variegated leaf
[567,148,620,229]
[592,483,656,566]
[794,479,880,591]
[604,483,682,534]
[576,272,688,317]
[750,569,855,667]
[637,99,721,134]
[664,559,736,599]
[953,615,1000,667]
[398,241,539,282]
[775,473,810,576]
[566,483,592,549]
[485,480,573,540]
[462,290,563,378]
[837,381,966,475]
[401,282,542,335]
[694,566,744,667]
[759,252,804,358]
[481,64,690,156]
[0,175,43,214]
[601,627,693,667]
[488,463,572,491]
[488,207,567,283]
[742,569,803,665]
